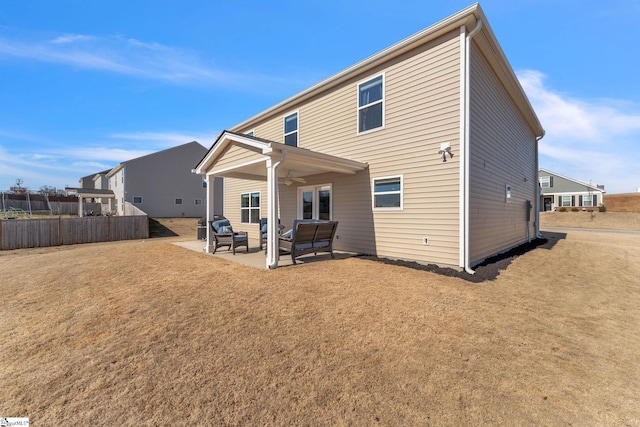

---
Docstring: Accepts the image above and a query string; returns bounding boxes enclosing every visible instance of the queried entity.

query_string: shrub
[571,207,579,212]
[558,207,567,212]
[587,209,594,212]
[598,204,607,212]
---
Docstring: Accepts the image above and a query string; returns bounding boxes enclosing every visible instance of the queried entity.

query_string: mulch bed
[358,238,549,283]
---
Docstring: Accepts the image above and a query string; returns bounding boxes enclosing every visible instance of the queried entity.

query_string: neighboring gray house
[79,169,111,189]
[106,141,216,217]
[539,168,605,212]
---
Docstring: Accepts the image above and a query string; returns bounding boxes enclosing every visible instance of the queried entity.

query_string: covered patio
[194,131,368,269]
[64,187,115,216]
[174,239,358,269]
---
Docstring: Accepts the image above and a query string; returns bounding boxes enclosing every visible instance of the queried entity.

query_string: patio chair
[279,219,338,265]
[210,219,248,255]
[259,217,285,252]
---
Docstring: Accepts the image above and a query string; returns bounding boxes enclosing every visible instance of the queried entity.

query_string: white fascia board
[194,131,273,174]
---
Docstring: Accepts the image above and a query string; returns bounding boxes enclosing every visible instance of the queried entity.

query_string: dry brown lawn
[540,210,640,231]
[1,216,640,425]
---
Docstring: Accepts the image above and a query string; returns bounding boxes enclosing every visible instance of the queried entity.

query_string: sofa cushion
[212,219,231,233]
[294,242,313,250]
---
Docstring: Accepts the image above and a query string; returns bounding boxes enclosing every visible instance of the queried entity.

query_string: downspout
[535,132,545,238]
[462,18,483,275]
[266,150,286,269]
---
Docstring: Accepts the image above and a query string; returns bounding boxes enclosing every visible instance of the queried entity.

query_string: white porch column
[78,196,83,217]
[206,174,216,254]
[107,198,113,214]
[266,157,280,269]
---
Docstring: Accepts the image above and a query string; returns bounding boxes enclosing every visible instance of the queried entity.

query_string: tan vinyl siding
[468,44,537,264]
[212,144,266,172]
[234,30,462,267]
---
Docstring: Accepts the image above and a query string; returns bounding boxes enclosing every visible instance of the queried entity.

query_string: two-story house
[194,4,544,271]
[539,168,605,212]
[108,141,214,217]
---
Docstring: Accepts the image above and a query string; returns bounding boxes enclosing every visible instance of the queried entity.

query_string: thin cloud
[0,32,236,85]
[518,70,640,193]
[0,31,305,90]
[49,34,96,44]
[110,131,217,147]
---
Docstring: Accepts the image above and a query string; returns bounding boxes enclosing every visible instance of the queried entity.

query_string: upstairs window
[175,198,183,205]
[132,196,143,204]
[358,74,384,133]
[284,112,298,146]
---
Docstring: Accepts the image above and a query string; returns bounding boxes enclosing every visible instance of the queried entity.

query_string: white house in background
[105,141,217,218]
[539,168,605,212]
[194,4,544,271]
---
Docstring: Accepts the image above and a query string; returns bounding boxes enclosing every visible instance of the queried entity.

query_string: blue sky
[1,0,639,194]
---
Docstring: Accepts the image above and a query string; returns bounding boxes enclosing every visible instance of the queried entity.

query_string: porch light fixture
[439,142,454,162]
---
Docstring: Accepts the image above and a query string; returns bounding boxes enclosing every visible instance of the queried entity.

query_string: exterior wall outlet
[423,237,429,245]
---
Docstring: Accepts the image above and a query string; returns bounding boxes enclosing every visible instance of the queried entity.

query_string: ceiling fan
[279,170,306,186]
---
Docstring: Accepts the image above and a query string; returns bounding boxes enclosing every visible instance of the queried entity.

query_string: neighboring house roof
[106,141,206,178]
[79,169,111,187]
[539,168,605,193]
[228,3,543,139]
[65,188,116,198]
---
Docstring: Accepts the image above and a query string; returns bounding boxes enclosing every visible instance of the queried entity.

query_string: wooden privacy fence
[0,216,149,250]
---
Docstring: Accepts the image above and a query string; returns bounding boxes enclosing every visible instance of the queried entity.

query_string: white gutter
[266,150,286,269]
[462,19,483,275]
[535,132,545,238]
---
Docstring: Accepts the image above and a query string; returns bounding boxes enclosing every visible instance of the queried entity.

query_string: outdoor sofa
[279,219,338,265]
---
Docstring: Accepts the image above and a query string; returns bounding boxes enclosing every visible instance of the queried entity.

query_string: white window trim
[241,191,261,224]
[132,196,143,204]
[297,184,333,220]
[283,110,299,147]
[372,174,403,211]
[357,72,385,135]
[561,195,572,207]
[582,194,593,207]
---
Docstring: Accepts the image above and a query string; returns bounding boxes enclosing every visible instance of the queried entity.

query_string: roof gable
[228,3,542,138]
[539,169,605,193]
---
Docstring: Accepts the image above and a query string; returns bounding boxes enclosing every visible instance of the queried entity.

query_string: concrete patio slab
[172,239,357,269]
